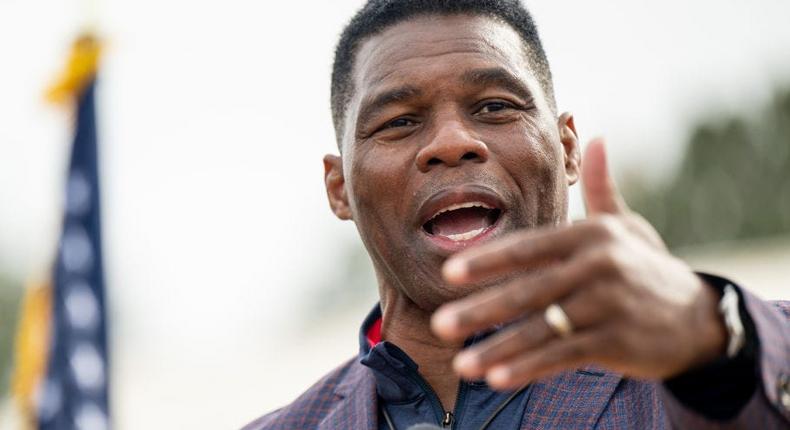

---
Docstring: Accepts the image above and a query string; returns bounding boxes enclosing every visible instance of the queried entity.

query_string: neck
[379,289,464,412]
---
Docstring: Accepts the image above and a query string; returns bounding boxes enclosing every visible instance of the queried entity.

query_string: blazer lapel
[521,366,622,429]
[319,360,378,430]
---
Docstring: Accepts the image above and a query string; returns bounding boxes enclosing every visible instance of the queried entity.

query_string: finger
[443,221,602,285]
[433,250,608,341]
[485,329,612,390]
[582,137,628,216]
[452,282,613,379]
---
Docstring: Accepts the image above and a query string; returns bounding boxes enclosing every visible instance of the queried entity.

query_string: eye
[476,101,511,114]
[384,117,416,129]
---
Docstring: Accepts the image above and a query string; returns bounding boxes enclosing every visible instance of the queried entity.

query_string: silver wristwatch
[719,284,745,358]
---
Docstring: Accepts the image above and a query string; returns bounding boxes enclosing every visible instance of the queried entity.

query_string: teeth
[430,201,492,220]
[444,227,486,241]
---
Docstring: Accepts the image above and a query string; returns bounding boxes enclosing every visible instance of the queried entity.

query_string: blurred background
[1,0,789,428]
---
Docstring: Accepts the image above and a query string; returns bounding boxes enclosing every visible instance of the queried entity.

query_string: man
[245,1,790,428]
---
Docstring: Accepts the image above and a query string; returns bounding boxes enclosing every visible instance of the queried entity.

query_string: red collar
[366,316,383,347]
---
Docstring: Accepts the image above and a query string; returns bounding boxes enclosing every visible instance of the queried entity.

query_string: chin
[419,271,508,311]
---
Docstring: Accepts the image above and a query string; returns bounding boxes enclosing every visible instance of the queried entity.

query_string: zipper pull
[442,411,454,428]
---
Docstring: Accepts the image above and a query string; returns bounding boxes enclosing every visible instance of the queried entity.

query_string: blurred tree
[626,87,790,249]
[0,274,23,398]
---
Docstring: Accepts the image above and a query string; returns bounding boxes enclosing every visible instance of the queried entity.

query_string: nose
[415,120,489,172]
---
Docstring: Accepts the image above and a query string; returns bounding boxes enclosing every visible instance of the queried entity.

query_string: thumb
[582,137,628,216]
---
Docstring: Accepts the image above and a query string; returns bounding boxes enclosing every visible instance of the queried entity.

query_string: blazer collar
[318,360,378,430]
[521,366,622,429]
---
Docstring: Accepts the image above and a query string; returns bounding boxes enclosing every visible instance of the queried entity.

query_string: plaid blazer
[244,290,789,429]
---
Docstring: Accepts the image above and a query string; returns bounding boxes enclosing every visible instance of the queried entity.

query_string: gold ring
[544,303,574,338]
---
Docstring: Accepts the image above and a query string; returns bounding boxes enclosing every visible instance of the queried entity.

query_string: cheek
[349,146,411,217]
[347,146,417,252]
[533,120,570,223]
[347,146,450,308]
[495,115,568,223]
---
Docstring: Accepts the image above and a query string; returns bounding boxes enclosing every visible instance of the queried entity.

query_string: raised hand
[431,138,727,389]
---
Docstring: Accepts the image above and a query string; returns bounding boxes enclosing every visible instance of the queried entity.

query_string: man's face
[325,14,580,311]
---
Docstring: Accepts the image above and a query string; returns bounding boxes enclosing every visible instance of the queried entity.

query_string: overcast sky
[2,0,790,427]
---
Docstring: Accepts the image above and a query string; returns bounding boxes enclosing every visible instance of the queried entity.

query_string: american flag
[37,77,110,430]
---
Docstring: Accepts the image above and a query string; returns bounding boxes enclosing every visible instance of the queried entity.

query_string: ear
[558,112,581,185]
[323,154,353,220]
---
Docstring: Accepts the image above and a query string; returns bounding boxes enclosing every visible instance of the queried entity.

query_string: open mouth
[422,201,502,242]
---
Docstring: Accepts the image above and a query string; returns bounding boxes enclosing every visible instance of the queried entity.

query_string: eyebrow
[461,68,533,102]
[357,85,422,129]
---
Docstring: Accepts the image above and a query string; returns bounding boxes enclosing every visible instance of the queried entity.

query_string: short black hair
[330,0,555,147]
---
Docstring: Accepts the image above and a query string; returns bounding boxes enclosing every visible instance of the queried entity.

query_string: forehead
[353,14,530,98]
[340,14,537,145]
